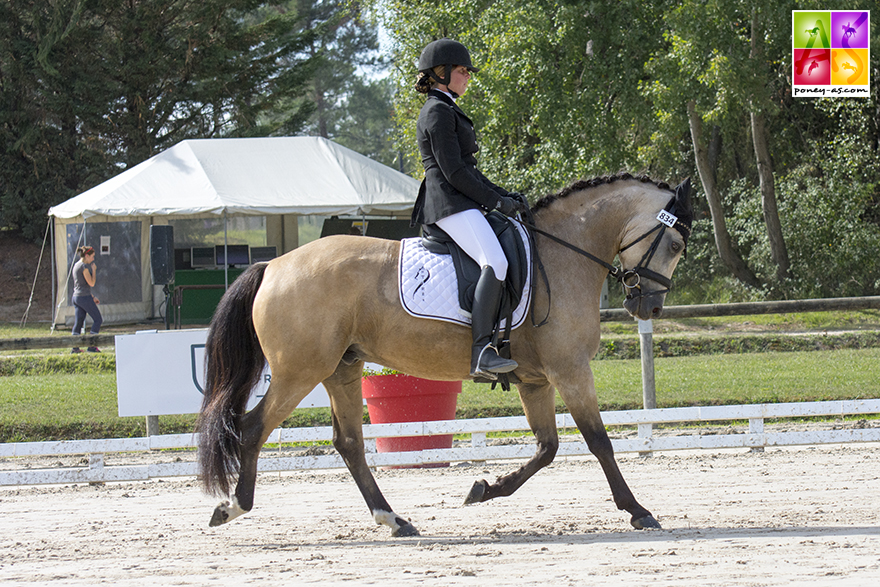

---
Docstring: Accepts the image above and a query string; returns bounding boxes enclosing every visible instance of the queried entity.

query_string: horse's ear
[674,177,692,213]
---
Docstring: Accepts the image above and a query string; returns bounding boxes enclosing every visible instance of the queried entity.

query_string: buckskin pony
[198,173,693,536]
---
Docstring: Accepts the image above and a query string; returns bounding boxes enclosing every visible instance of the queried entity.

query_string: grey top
[72,260,94,297]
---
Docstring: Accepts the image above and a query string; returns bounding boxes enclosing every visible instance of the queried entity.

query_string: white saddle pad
[398,220,532,329]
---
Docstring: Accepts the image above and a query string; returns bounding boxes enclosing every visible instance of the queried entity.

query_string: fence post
[638,319,656,457]
[638,319,656,410]
[146,415,159,436]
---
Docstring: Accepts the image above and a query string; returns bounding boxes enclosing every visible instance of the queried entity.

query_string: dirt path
[2,444,879,586]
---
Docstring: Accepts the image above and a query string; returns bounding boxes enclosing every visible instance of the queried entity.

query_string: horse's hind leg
[324,361,419,537]
[209,379,314,527]
[464,381,559,504]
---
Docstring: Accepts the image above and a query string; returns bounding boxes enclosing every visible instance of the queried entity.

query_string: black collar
[427,90,471,123]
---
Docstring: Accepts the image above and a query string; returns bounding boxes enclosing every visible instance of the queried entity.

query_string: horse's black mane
[532,172,672,211]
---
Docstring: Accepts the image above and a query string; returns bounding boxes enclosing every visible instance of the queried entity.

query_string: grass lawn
[3,347,878,441]
[458,347,880,413]
[0,372,198,441]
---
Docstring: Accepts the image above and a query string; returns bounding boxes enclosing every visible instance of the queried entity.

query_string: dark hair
[414,65,450,94]
[415,71,433,94]
[77,246,95,258]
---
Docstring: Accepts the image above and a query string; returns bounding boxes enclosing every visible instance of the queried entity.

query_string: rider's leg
[435,209,517,379]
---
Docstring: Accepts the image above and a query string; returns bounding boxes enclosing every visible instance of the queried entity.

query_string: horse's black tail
[197,262,268,497]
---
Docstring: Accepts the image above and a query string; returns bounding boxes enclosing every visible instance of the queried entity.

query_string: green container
[173,269,245,325]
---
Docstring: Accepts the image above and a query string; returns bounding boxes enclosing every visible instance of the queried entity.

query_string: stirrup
[471,343,517,380]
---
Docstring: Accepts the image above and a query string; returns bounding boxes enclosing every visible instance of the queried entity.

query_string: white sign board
[115,329,332,416]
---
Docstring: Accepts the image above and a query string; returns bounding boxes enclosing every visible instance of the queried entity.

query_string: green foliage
[291,0,389,145]
[331,76,401,168]
[383,0,662,195]
[725,99,880,298]
[0,0,315,239]
[362,365,403,376]
[2,0,878,303]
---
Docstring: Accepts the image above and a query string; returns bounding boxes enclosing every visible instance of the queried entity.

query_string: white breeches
[435,208,508,280]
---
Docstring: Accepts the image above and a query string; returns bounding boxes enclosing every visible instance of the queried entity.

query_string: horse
[197,173,693,537]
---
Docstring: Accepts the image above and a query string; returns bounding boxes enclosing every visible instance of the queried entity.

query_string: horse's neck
[533,187,644,261]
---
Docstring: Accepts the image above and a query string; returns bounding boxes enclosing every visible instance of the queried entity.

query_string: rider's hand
[496,197,518,216]
[508,192,530,213]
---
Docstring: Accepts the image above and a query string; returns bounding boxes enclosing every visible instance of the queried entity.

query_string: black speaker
[150,225,175,284]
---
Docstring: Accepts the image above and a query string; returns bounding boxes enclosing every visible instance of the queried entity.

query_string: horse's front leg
[324,361,419,537]
[464,381,559,504]
[556,368,661,530]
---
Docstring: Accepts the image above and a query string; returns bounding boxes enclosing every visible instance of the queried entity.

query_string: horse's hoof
[631,514,662,530]
[392,522,420,537]
[209,506,230,527]
[463,479,488,505]
[209,497,247,527]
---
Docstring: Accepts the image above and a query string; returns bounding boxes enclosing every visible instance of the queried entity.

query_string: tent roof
[49,137,419,219]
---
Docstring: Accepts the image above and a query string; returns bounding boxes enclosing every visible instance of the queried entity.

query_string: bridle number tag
[656,210,678,228]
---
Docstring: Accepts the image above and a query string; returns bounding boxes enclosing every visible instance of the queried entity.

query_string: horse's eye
[671,241,682,253]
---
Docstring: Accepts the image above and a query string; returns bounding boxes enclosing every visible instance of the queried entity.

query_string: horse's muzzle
[624,293,665,321]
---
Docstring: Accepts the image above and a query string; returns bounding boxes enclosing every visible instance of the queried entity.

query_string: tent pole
[223,211,229,290]
[50,218,56,332]
[21,217,52,327]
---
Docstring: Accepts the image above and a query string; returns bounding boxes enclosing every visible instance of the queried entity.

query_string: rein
[514,193,688,327]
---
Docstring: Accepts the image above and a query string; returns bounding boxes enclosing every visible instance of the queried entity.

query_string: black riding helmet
[418,39,479,86]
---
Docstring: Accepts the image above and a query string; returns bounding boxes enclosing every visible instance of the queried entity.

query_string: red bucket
[361,374,461,468]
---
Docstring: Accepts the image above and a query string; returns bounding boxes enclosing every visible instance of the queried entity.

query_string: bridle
[515,193,691,325]
[615,195,692,300]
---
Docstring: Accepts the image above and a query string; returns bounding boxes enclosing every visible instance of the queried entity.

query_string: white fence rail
[2,399,879,487]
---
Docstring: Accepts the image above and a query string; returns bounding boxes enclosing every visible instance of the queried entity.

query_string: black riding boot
[470,266,518,379]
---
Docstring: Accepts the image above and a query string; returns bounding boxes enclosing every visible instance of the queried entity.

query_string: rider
[411,38,527,380]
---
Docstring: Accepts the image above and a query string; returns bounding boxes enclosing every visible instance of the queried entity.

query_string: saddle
[420,211,529,321]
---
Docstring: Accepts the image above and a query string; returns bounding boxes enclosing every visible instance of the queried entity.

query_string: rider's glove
[496,196,518,216]
[508,192,530,213]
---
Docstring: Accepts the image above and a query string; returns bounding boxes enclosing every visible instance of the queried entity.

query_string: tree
[382,0,880,301]
[687,100,761,288]
[293,0,386,138]
[331,76,400,168]
[382,0,663,194]
[0,0,315,239]
[641,0,798,292]
[747,6,789,282]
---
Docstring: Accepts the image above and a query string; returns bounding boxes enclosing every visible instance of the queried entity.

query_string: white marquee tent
[49,136,419,325]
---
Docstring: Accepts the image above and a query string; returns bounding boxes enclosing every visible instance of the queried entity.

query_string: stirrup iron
[471,342,517,380]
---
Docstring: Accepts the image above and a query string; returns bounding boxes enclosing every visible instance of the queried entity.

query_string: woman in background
[71,245,103,353]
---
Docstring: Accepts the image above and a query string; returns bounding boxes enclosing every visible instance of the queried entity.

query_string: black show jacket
[411,90,509,226]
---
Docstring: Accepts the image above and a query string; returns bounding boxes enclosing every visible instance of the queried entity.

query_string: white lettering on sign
[656,210,678,228]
